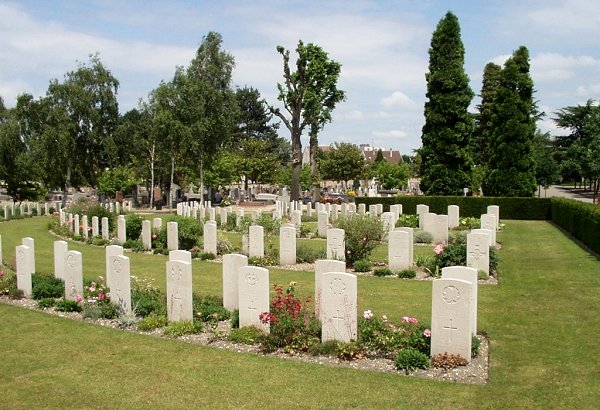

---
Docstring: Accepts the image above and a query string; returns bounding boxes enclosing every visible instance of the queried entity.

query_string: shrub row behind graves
[356,196,552,220]
[551,197,600,254]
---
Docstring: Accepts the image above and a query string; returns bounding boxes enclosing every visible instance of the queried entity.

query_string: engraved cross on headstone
[468,244,483,267]
[248,300,257,322]
[443,317,458,343]
[332,310,345,332]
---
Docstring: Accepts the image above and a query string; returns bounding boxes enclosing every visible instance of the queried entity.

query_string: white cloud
[381,91,417,108]
[372,129,408,138]
[576,84,600,98]
[532,53,600,83]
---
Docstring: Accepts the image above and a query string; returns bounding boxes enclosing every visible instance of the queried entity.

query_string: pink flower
[363,310,373,319]
[98,293,105,301]
[152,234,157,239]
[434,244,445,255]
[423,329,431,337]
[0,270,5,278]
[402,316,418,324]
[75,294,83,302]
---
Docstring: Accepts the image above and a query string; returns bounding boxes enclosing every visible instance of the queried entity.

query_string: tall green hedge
[355,196,552,220]
[551,198,600,254]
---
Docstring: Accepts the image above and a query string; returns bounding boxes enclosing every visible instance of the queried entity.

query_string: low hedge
[551,198,600,254]
[355,196,552,220]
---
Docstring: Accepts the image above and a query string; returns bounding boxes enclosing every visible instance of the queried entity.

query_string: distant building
[302,143,402,165]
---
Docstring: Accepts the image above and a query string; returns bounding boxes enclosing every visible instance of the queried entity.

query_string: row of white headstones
[12,206,498,361]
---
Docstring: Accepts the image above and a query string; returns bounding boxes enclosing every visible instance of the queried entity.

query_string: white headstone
[22,237,35,273]
[431,278,473,362]
[153,217,163,230]
[236,209,245,227]
[321,271,357,342]
[388,229,412,271]
[203,221,217,255]
[241,234,249,256]
[434,214,449,244]
[166,260,193,322]
[15,245,33,297]
[291,210,302,227]
[248,225,264,258]
[314,259,346,321]
[471,228,494,248]
[279,224,297,265]
[318,211,329,238]
[272,209,282,220]
[467,232,490,275]
[64,251,83,301]
[368,204,377,216]
[238,266,270,332]
[101,217,109,240]
[389,204,402,223]
[105,245,123,290]
[167,221,178,250]
[117,215,126,245]
[109,255,132,314]
[220,208,229,228]
[209,207,216,222]
[53,240,68,280]
[92,216,99,237]
[381,212,394,236]
[74,214,80,236]
[82,215,89,239]
[416,204,429,229]
[487,205,500,230]
[441,266,478,337]
[448,205,460,229]
[141,220,152,250]
[398,227,415,266]
[358,203,366,215]
[376,204,383,216]
[327,228,345,261]
[222,254,248,311]
[480,214,497,245]
[169,250,192,264]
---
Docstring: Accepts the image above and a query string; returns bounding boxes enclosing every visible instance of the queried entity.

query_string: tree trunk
[310,124,320,204]
[199,156,204,203]
[290,128,302,202]
[169,156,175,209]
[62,165,71,209]
[149,143,155,208]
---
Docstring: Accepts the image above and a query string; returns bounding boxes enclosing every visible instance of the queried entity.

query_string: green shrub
[137,313,168,331]
[231,309,240,329]
[36,297,56,309]
[472,335,482,357]
[435,242,467,268]
[353,259,372,272]
[395,348,430,373]
[398,269,417,279]
[158,216,203,250]
[32,273,64,300]
[164,320,202,337]
[0,271,17,296]
[373,268,394,277]
[8,286,24,299]
[308,340,341,356]
[82,302,120,320]
[334,214,383,265]
[217,237,237,255]
[489,247,499,272]
[396,214,418,228]
[254,213,281,236]
[248,256,278,267]
[449,230,468,244]
[125,213,144,241]
[551,197,600,254]
[431,352,468,369]
[228,326,264,344]
[458,216,480,230]
[296,245,327,264]
[55,299,81,312]
[414,230,433,244]
[199,252,216,261]
[193,294,229,323]
[131,279,167,317]
[359,312,430,356]
[335,340,364,361]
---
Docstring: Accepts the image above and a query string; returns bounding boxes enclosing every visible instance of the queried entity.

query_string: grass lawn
[1,217,599,408]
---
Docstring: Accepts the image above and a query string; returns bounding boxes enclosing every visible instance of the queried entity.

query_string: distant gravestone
[376,204,383,216]
[241,234,249,256]
[209,207,216,222]
[53,240,68,280]
[238,266,270,332]
[381,212,394,237]
[448,205,460,229]
[248,225,265,258]
[272,209,282,220]
[358,203,366,215]
[471,228,494,248]
[434,214,449,244]
[105,245,124,290]
[203,221,218,256]
[167,221,178,250]
[109,254,132,314]
[487,205,500,230]
[279,224,296,265]
[64,251,83,301]
[291,210,302,227]
[318,211,328,238]
[480,214,497,245]
[327,228,345,261]
[15,245,33,297]
[74,214,80,236]
[236,209,245,227]
[22,237,35,273]
[330,204,338,222]
[153,217,162,231]
[220,208,229,228]
[82,215,89,239]
[397,227,414,266]
[389,204,402,223]
[169,250,192,264]
[92,216,99,237]
[321,271,357,342]
[467,232,490,275]
[422,212,437,236]
[441,266,478,336]
[368,204,377,216]
[431,277,473,362]
[416,204,429,229]
[101,217,109,240]
[117,215,126,245]
[166,260,193,322]
[222,253,248,311]
[141,220,152,250]
[306,203,312,218]
[314,259,346,321]
[388,229,412,271]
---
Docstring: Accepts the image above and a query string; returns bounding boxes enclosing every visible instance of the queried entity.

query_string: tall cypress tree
[419,11,474,195]
[482,46,537,197]
[473,62,502,166]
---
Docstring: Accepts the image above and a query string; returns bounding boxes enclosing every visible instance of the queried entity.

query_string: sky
[1,0,599,156]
